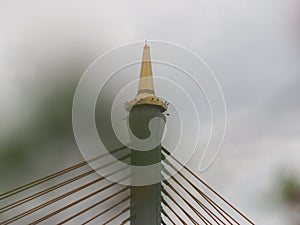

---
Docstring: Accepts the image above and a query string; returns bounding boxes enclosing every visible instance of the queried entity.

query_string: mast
[127,42,167,225]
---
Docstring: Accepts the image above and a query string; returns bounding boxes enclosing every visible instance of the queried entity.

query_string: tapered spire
[137,43,155,97]
[125,42,168,112]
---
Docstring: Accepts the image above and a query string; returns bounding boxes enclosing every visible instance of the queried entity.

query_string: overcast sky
[0,0,300,224]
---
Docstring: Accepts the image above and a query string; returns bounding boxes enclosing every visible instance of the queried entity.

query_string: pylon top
[125,42,168,112]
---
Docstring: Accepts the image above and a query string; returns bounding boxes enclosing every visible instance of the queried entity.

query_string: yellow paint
[126,43,168,112]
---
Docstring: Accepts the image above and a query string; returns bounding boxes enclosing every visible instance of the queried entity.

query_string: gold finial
[125,43,167,112]
[137,43,154,96]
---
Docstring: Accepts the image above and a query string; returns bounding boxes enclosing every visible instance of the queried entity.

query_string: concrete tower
[126,42,167,225]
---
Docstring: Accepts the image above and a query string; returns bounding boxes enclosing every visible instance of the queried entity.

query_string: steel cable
[0,146,126,200]
[1,165,129,225]
[162,147,255,224]
[0,153,130,214]
[82,199,130,225]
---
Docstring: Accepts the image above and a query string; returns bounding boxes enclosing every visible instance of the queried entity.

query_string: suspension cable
[120,216,131,225]
[162,197,187,225]
[162,147,255,225]
[82,197,130,225]
[162,187,201,225]
[0,145,126,200]
[163,154,238,225]
[162,208,176,225]
[162,165,225,225]
[1,165,129,225]
[0,153,130,214]
[58,186,129,224]
[163,177,212,225]
[29,177,129,225]
[102,206,130,225]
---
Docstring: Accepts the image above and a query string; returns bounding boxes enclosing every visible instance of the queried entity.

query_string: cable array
[0,146,130,225]
[0,146,126,201]
[0,145,255,224]
[161,146,255,225]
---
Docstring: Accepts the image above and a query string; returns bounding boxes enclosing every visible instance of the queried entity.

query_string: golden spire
[137,43,155,97]
[125,41,168,112]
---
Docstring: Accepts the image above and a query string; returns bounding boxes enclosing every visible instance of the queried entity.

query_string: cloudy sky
[0,0,300,224]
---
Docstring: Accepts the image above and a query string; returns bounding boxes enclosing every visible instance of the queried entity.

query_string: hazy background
[0,0,300,224]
